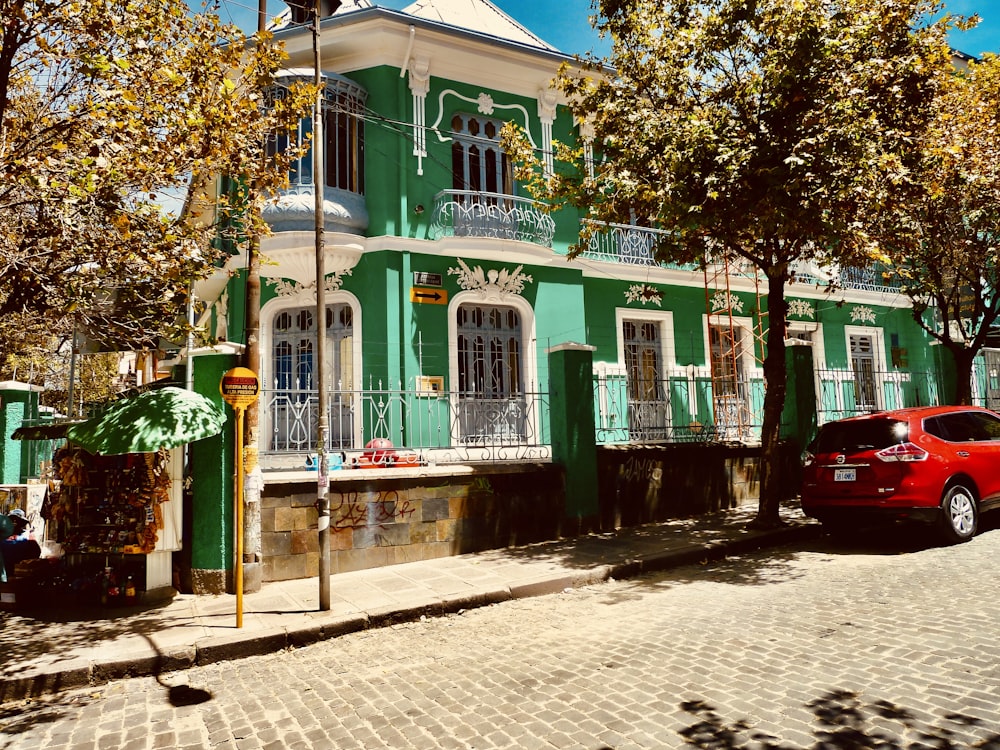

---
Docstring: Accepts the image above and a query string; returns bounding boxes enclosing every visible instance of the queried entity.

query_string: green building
[179,0,965,590]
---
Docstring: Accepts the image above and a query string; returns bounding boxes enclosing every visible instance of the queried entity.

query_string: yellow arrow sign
[410,287,448,305]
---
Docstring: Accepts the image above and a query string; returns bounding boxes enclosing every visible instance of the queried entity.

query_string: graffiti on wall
[618,456,663,486]
[329,490,417,532]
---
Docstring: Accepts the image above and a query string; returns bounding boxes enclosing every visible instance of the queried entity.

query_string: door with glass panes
[456,303,526,443]
[451,113,514,238]
[849,333,879,411]
[623,319,670,439]
[270,303,354,452]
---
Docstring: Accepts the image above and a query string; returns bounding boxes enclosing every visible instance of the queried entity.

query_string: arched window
[450,114,512,196]
[269,302,354,452]
[456,302,525,442]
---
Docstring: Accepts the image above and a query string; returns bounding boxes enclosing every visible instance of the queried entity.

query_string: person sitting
[1,509,42,577]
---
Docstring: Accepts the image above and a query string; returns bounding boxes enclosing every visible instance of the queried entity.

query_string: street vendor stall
[10,386,224,606]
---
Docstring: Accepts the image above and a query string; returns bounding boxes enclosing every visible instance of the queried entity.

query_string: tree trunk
[950,346,976,406]
[754,270,789,528]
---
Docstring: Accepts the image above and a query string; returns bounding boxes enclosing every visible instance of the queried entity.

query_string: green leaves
[0,0,313,365]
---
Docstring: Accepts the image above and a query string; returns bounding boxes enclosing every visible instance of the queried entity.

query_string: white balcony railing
[260,381,551,468]
[430,190,556,247]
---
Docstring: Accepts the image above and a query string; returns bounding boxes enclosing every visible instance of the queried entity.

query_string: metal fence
[260,381,551,468]
[593,367,764,445]
[815,368,941,424]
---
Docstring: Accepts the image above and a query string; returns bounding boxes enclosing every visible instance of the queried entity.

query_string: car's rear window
[812,419,906,452]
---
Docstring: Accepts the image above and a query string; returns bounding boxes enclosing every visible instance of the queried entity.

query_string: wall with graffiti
[260,466,564,582]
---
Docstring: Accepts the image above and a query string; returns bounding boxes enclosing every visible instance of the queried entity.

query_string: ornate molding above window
[850,305,877,324]
[624,284,662,306]
[788,299,815,319]
[448,258,533,301]
[273,271,352,300]
[709,290,745,314]
[429,90,537,150]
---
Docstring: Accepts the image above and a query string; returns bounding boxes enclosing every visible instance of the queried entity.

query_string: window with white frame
[842,325,887,412]
[849,332,879,409]
[266,73,367,194]
[786,320,825,368]
[618,310,674,440]
[705,315,759,438]
[455,302,526,442]
[451,113,513,197]
[269,302,355,452]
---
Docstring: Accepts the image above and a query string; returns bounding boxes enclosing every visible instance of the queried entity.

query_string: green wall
[188,352,238,592]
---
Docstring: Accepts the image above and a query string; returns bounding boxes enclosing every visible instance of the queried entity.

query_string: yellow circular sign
[220,367,260,409]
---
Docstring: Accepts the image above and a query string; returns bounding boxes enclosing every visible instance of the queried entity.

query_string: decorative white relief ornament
[448,259,532,299]
[274,270,352,299]
[787,299,815,319]
[477,93,495,115]
[625,284,662,306]
[710,291,744,314]
[850,305,877,324]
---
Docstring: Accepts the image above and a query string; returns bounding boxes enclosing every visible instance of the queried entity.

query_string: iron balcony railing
[260,381,551,469]
[581,222,697,270]
[582,222,905,294]
[593,366,764,445]
[430,190,556,247]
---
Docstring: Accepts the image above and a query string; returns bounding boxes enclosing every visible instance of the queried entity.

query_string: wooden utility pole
[239,0,268,593]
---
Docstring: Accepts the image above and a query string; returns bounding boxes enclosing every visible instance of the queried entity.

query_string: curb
[0,523,819,703]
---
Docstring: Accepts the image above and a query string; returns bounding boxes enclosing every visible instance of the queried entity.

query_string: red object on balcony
[362,438,395,466]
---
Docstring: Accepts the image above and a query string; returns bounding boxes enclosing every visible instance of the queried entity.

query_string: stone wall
[258,444,800,582]
[260,464,565,581]
[596,442,800,530]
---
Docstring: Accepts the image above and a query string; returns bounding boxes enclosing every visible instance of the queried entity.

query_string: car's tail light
[801,449,815,467]
[875,442,929,462]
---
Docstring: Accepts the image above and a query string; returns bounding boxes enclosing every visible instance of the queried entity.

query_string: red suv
[800,405,1000,543]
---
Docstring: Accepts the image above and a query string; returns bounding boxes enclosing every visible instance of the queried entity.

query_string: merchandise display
[12,446,176,606]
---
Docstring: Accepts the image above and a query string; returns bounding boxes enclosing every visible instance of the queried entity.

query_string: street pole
[313,0,331,611]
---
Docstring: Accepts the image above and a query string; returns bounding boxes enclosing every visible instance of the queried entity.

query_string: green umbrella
[66,386,227,455]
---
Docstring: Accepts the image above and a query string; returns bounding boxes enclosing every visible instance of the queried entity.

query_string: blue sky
[206,0,997,58]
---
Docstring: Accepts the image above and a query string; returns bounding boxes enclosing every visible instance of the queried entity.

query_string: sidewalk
[0,502,818,704]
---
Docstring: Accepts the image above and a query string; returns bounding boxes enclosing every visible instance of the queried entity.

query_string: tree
[0,0,313,371]
[505,0,953,526]
[873,51,1000,405]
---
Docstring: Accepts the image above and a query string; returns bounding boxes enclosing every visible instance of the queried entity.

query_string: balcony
[581,222,697,270]
[585,222,905,294]
[430,190,556,247]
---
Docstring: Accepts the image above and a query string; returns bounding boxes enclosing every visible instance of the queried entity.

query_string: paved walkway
[0,502,818,704]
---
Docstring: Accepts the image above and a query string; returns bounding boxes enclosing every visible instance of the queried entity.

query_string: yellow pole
[235,405,245,628]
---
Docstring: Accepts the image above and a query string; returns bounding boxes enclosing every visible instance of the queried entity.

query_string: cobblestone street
[4,524,1000,749]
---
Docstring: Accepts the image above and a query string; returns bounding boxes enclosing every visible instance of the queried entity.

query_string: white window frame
[786,320,826,370]
[702,314,763,381]
[844,324,888,411]
[447,291,538,445]
[259,290,364,450]
[615,308,676,373]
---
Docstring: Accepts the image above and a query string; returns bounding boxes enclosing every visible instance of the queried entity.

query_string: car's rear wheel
[939,483,978,543]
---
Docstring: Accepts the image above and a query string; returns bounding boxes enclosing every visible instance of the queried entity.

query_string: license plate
[834,468,856,482]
